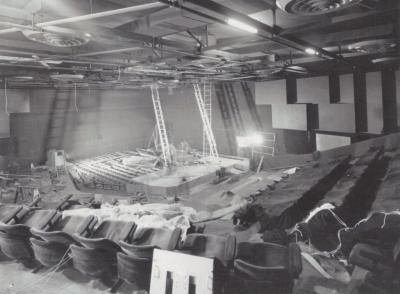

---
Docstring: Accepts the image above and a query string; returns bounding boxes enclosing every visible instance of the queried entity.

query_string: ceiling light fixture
[226,18,258,34]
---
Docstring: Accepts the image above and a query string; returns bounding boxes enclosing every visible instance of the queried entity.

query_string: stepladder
[150,249,215,294]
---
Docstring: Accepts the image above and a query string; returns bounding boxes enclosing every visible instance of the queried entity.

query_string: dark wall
[6,82,260,162]
[11,88,155,163]
[160,83,258,156]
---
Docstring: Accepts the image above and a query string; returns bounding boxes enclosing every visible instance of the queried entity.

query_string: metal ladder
[150,85,171,166]
[44,89,70,154]
[202,82,212,157]
[193,83,218,159]
[241,81,263,131]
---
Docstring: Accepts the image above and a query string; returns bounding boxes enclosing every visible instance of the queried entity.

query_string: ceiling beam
[159,0,355,67]
[280,7,400,36]
[35,2,167,27]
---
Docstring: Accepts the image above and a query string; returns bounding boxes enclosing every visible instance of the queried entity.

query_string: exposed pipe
[35,2,167,28]
[0,2,167,34]
[75,46,143,57]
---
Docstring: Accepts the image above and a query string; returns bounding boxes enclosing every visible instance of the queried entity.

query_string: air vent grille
[277,0,362,15]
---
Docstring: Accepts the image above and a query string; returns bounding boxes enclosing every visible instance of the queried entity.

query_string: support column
[286,76,297,104]
[381,68,398,133]
[353,70,368,133]
[329,73,340,103]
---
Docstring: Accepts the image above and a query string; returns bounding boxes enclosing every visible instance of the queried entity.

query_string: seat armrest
[76,216,97,236]
[38,210,59,231]
[55,194,73,211]
[120,222,137,242]
[1,206,23,224]
[29,197,42,208]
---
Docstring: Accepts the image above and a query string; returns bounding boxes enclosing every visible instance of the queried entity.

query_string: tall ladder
[241,81,263,131]
[150,85,171,167]
[44,89,70,158]
[193,83,219,159]
[214,83,236,155]
[202,82,212,157]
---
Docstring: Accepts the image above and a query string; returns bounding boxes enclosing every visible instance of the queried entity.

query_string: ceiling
[0,0,398,88]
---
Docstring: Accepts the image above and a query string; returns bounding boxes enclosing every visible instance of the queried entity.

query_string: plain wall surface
[11,88,155,162]
[271,104,308,130]
[255,80,287,105]
[316,133,351,151]
[297,76,330,104]
[366,71,383,134]
[318,104,355,133]
[161,83,258,156]
[340,73,354,103]
[0,89,30,138]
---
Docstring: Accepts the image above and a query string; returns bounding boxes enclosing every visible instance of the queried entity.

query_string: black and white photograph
[0,0,399,293]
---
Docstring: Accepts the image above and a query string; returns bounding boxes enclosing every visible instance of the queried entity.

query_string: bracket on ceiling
[151,38,162,58]
[186,29,205,52]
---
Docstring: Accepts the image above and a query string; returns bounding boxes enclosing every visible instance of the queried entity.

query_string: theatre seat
[230,242,302,294]
[348,238,400,292]
[178,233,236,267]
[30,214,96,268]
[0,208,59,261]
[70,220,136,280]
[119,227,181,259]
[116,227,181,290]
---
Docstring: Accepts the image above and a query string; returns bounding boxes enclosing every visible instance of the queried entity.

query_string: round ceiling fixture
[50,74,85,82]
[22,26,90,47]
[277,0,362,16]
[348,39,397,54]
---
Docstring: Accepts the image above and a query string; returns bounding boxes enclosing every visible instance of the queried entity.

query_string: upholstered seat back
[179,233,236,266]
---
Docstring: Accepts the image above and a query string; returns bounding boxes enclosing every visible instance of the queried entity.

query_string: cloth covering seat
[119,227,181,259]
[70,220,136,280]
[116,227,181,290]
[30,214,96,268]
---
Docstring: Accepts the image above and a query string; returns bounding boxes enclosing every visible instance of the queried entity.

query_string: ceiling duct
[50,74,85,82]
[22,27,90,47]
[277,0,362,15]
[371,56,400,64]
[347,38,397,54]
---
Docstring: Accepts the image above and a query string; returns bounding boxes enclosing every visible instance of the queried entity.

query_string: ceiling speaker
[347,38,397,54]
[277,0,362,15]
[23,27,90,47]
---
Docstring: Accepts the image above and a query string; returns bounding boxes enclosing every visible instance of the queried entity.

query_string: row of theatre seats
[0,197,303,294]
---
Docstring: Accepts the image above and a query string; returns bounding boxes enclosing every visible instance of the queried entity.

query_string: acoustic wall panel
[297,76,330,104]
[272,104,308,130]
[318,104,355,133]
[339,74,354,103]
[255,80,287,105]
[366,71,383,134]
